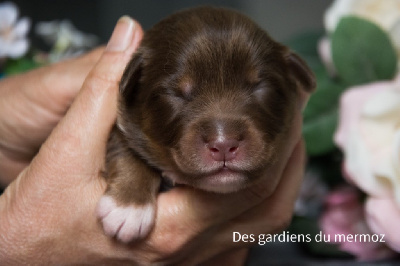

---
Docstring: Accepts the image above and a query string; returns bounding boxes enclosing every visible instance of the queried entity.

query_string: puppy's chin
[194,169,249,193]
[162,168,250,194]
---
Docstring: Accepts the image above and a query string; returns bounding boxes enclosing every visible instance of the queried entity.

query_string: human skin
[0,16,307,265]
[0,46,104,186]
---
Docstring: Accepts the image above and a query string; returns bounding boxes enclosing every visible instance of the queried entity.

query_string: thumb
[33,17,143,179]
[0,17,143,250]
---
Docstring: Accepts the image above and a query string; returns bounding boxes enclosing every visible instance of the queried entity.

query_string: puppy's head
[117,7,315,193]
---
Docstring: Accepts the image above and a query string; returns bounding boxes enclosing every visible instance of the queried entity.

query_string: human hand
[0,16,307,265]
[0,46,103,186]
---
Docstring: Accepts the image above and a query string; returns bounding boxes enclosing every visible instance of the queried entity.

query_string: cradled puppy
[96,6,315,243]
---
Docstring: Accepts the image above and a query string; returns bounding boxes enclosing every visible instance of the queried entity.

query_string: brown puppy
[97,6,315,243]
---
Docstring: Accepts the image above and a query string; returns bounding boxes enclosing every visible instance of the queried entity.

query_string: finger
[25,47,105,114]
[35,17,143,175]
[0,19,144,260]
[0,47,104,127]
[0,47,104,174]
[36,47,105,115]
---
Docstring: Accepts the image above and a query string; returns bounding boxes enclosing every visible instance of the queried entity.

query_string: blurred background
[8,1,398,265]
[13,0,332,45]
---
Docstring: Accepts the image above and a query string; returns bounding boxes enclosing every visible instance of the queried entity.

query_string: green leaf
[4,57,41,75]
[303,110,338,156]
[331,16,397,86]
[303,69,346,156]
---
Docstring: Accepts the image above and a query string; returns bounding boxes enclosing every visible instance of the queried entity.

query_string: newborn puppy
[97,6,315,243]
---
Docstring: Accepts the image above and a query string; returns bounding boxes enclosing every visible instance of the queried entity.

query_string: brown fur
[103,6,315,209]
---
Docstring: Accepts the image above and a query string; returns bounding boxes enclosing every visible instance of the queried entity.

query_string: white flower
[321,0,400,75]
[335,75,400,205]
[35,20,98,62]
[335,75,400,252]
[325,0,400,33]
[0,2,30,59]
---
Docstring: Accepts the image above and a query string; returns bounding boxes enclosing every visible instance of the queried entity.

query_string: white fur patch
[96,195,155,243]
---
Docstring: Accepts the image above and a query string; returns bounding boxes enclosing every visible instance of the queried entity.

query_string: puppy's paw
[96,195,155,243]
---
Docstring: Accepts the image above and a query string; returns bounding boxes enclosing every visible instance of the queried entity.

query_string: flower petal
[0,2,18,31]
[335,81,391,149]
[35,20,59,37]
[362,89,400,119]
[335,80,399,197]
[343,130,389,196]
[0,40,9,57]
[365,197,400,252]
[324,0,354,32]
[13,17,31,37]
[373,131,400,207]
[5,39,29,58]
[389,18,400,51]
[390,130,400,204]
[317,37,337,77]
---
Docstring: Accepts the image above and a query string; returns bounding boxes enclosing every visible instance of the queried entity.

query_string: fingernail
[106,16,135,52]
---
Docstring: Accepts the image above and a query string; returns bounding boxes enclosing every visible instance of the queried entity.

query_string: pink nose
[208,138,239,161]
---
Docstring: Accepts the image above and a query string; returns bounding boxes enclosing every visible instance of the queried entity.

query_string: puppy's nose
[208,138,239,161]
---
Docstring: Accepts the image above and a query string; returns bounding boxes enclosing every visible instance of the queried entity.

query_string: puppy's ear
[119,52,143,107]
[286,51,316,93]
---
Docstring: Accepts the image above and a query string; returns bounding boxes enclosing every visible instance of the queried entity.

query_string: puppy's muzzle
[198,118,247,164]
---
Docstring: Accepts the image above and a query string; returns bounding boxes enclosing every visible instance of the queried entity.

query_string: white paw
[96,195,155,243]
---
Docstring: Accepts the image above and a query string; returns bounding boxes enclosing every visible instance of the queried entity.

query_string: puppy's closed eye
[251,82,269,100]
[97,6,315,243]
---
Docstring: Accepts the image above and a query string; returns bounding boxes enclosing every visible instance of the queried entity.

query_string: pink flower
[335,78,400,200]
[366,197,400,252]
[319,186,396,260]
[334,75,400,255]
